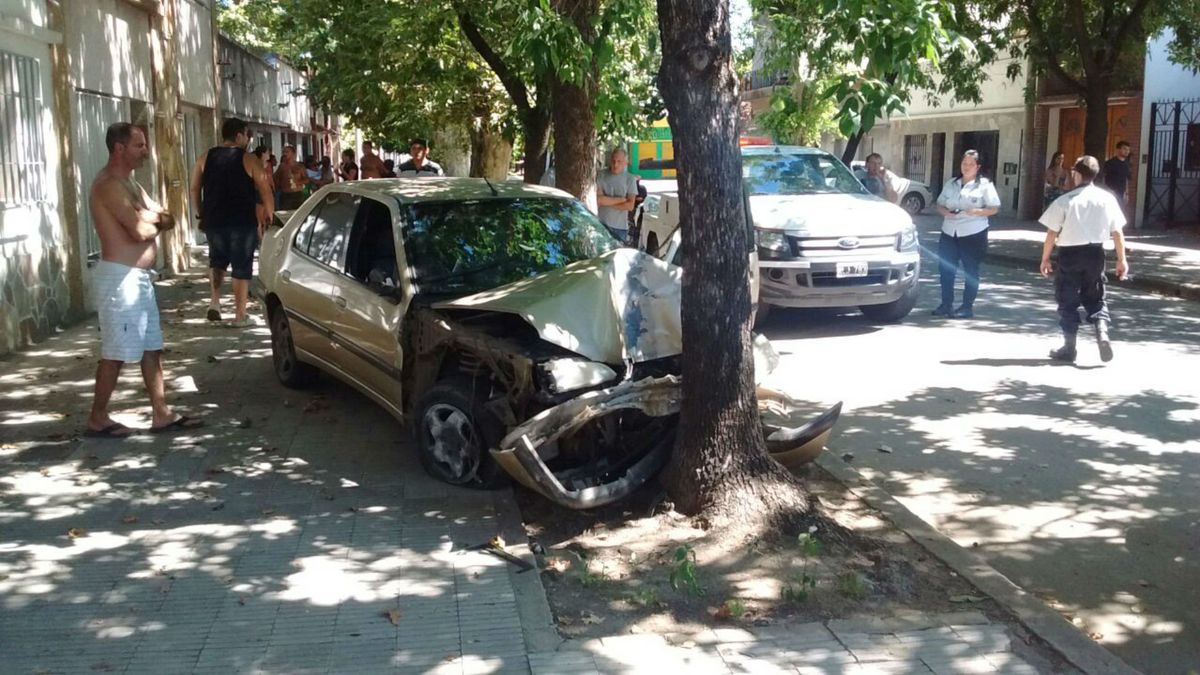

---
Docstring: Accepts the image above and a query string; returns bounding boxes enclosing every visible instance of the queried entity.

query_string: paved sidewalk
[1,266,1051,673]
[922,215,1200,301]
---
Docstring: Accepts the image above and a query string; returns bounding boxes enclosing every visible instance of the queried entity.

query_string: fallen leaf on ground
[151,519,165,525]
[877,444,893,453]
[206,467,226,475]
[948,594,983,603]
[121,516,139,524]
[384,609,402,625]
[67,528,86,539]
[238,596,248,606]
[207,355,219,363]
[580,611,604,625]
[841,453,855,462]
[544,557,571,574]
[235,418,252,429]
[1089,632,1104,640]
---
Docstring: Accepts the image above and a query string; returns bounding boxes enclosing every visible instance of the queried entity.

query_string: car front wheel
[901,192,925,216]
[269,306,318,388]
[414,377,506,489]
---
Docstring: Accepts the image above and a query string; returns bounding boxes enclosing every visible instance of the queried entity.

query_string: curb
[987,252,1200,303]
[815,453,1141,675]
[491,488,563,654]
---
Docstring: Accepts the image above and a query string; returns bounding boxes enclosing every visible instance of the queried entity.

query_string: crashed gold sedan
[255,178,840,509]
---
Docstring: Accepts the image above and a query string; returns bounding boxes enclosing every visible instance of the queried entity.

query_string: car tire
[414,377,506,489]
[901,192,925,216]
[269,307,318,388]
[860,282,919,322]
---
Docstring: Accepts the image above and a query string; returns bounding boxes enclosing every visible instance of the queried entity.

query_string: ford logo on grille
[837,237,861,249]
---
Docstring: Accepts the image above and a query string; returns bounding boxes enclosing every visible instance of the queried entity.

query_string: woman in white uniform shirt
[933,150,1001,318]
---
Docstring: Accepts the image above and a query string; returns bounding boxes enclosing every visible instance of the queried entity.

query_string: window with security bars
[0,50,48,207]
[903,134,927,182]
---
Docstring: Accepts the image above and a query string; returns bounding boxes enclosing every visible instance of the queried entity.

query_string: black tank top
[201,147,257,230]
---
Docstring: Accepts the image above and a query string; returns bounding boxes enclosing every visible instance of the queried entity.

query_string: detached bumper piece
[495,376,843,510]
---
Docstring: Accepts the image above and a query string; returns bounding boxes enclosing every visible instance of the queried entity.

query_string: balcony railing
[743,69,790,91]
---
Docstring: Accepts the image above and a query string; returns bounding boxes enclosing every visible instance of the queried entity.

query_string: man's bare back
[90,167,172,270]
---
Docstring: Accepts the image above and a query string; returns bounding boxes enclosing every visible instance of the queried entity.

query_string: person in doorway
[596,147,638,243]
[1102,141,1132,206]
[1039,155,1129,363]
[397,139,444,176]
[86,122,203,437]
[1044,151,1072,206]
[360,141,387,179]
[190,117,275,327]
[932,149,1001,319]
[273,146,310,210]
[861,153,900,204]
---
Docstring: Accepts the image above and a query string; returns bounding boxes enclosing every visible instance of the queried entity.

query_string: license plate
[836,262,868,278]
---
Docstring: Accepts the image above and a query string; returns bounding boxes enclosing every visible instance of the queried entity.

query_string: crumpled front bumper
[492,376,841,510]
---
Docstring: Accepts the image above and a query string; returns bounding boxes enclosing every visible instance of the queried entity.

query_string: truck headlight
[756,229,789,256]
[898,224,917,250]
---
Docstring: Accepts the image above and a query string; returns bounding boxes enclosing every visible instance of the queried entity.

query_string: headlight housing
[756,229,789,257]
[538,358,618,395]
[897,224,917,250]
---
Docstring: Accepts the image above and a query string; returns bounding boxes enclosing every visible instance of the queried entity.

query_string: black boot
[1095,319,1113,362]
[1049,332,1077,362]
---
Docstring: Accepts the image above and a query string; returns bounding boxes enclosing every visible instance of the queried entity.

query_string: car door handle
[334,295,347,308]
[281,270,292,282]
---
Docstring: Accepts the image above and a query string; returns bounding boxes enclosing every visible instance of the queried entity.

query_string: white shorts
[94,261,163,362]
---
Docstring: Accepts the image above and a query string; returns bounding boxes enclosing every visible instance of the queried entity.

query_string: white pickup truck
[637,145,920,322]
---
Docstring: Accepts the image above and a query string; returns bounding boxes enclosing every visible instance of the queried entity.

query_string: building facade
[0,0,334,357]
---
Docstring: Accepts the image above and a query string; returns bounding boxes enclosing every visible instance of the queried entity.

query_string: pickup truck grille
[789,235,896,259]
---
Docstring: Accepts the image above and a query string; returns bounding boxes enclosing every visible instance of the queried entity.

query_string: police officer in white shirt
[933,150,1002,318]
[1039,155,1129,363]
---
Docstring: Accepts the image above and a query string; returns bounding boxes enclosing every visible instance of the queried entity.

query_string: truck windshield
[743,153,866,196]
[404,198,618,296]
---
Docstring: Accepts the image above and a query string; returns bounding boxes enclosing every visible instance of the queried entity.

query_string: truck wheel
[860,283,919,322]
[270,307,318,388]
[414,377,506,489]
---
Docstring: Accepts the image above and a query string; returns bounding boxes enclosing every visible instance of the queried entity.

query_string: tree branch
[1065,0,1094,78]
[1109,0,1155,67]
[1022,0,1086,93]
[455,10,533,118]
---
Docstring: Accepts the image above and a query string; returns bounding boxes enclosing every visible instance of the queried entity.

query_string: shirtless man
[359,141,387,179]
[273,145,310,210]
[86,123,202,437]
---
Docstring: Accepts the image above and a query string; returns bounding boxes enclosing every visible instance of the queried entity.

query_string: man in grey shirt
[596,147,638,243]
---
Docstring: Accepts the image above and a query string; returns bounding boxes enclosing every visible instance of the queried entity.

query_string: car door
[327,196,406,415]
[275,191,358,360]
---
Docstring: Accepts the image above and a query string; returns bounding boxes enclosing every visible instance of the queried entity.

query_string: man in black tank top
[189,118,275,328]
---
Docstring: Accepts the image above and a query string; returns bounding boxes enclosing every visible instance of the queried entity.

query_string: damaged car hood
[434,248,682,364]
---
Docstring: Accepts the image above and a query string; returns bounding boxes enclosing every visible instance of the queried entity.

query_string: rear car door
[275,191,359,359]
[327,196,406,413]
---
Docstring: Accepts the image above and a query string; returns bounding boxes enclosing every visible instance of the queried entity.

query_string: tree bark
[1082,84,1111,160]
[656,0,809,529]
[522,105,553,185]
[841,129,866,166]
[549,0,601,205]
[469,126,513,181]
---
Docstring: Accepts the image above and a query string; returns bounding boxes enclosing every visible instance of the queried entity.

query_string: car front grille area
[788,234,897,258]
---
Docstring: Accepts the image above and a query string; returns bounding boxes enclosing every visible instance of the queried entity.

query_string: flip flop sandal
[149,415,204,434]
[84,422,134,439]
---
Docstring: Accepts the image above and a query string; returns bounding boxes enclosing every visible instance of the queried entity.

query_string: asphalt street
[761,218,1200,674]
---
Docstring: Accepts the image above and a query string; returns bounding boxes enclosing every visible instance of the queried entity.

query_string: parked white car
[850,161,934,216]
[638,146,920,323]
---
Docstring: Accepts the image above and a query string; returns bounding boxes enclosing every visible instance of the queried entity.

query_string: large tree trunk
[522,106,553,185]
[656,0,809,529]
[549,0,600,207]
[1082,84,1111,160]
[468,126,513,181]
[432,126,471,177]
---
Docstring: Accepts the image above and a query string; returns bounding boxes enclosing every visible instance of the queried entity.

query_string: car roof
[741,145,832,157]
[325,177,574,204]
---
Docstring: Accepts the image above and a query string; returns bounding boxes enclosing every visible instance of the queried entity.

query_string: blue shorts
[207,228,257,280]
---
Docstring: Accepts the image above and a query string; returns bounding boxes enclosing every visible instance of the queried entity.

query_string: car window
[404,197,616,296]
[743,153,866,196]
[305,191,359,268]
[293,205,319,253]
[345,197,398,286]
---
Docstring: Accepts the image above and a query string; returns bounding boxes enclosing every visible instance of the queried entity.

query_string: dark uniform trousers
[1054,244,1109,335]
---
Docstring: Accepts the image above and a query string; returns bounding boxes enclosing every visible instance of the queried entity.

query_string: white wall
[66,0,153,103]
[177,0,216,109]
[904,56,1027,118]
[0,0,48,28]
[1135,28,1200,227]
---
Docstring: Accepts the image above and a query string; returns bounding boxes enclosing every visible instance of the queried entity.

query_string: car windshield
[743,152,866,196]
[404,197,618,296]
